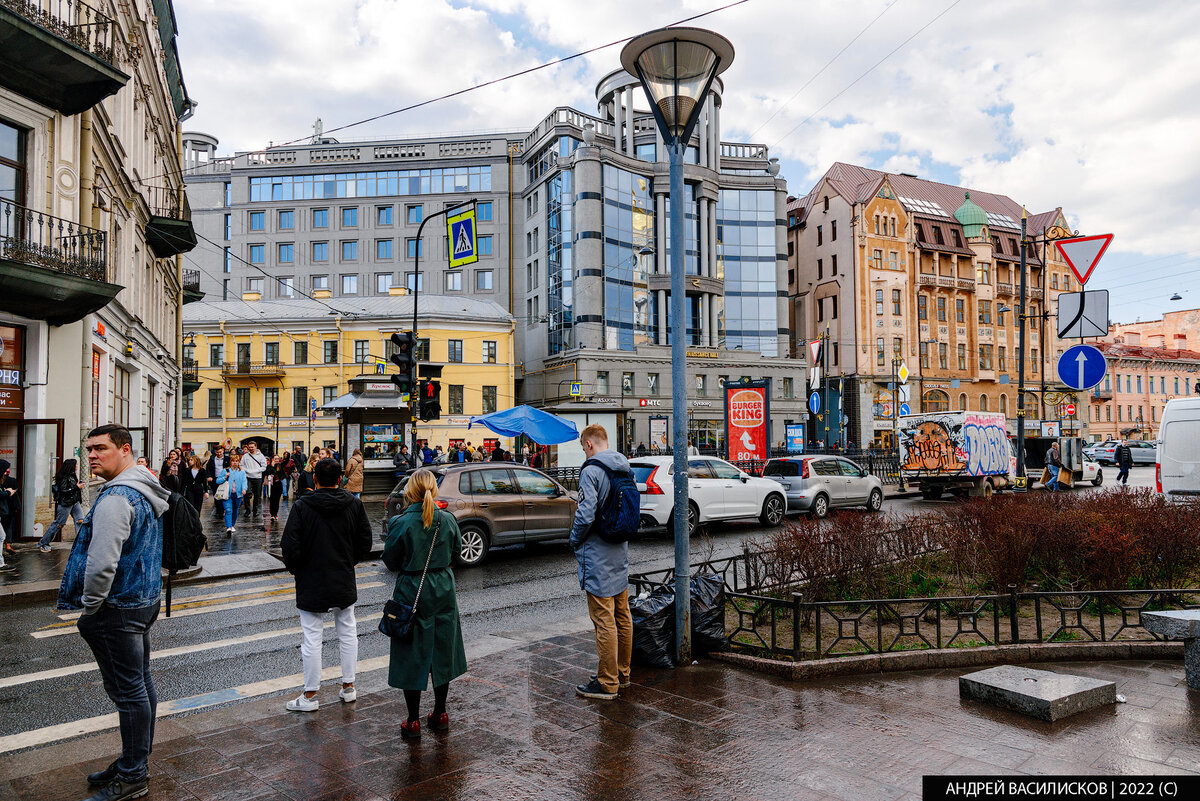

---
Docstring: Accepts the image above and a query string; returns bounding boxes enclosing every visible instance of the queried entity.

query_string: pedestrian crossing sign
[447,208,478,268]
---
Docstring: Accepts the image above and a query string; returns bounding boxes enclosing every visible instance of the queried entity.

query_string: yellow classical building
[181,294,515,458]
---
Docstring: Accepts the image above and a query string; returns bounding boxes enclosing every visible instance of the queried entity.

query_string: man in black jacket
[280,458,372,712]
[1115,440,1134,485]
[205,447,230,521]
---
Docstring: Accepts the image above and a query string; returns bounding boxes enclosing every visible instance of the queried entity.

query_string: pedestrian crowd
[41,423,633,801]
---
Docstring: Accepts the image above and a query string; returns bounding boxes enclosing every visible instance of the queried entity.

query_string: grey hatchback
[762,455,884,518]
[384,464,577,567]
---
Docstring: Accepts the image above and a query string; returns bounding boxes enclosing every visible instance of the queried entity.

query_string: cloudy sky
[175,0,1200,325]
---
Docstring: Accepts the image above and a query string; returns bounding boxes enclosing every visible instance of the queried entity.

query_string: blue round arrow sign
[808,391,821,415]
[1057,344,1107,391]
[899,402,911,416]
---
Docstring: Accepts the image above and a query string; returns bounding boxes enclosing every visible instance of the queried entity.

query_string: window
[249,211,264,231]
[342,207,358,227]
[890,218,896,237]
[341,274,358,294]
[647,373,660,395]
[978,301,992,324]
[223,247,232,273]
[208,388,223,418]
[888,251,899,270]
[783,377,794,398]
[278,242,294,263]
[294,341,308,364]
[446,271,462,291]
[448,385,464,415]
[478,235,493,255]
[292,387,308,417]
[264,342,279,364]
[483,341,497,363]
[1136,375,1143,393]
[817,225,823,245]
[817,259,823,279]
[1030,306,1038,330]
[312,275,328,290]
[1031,350,1039,373]
[597,371,610,395]
[406,204,422,225]
[956,298,964,323]
[923,389,949,412]
[1051,274,1059,289]
[999,346,1007,371]
[1000,394,1007,415]
[873,248,883,269]
[312,241,328,261]
[209,344,223,366]
[279,210,294,230]
[979,344,993,370]
[354,340,370,363]
[876,337,885,366]
[448,339,463,362]
[377,205,393,225]
[406,238,422,258]
[341,240,358,260]
[477,201,492,221]
[476,270,493,290]
[323,341,338,363]
[482,386,498,414]
[223,213,231,239]
[313,208,329,228]
[696,375,707,397]
[918,295,927,320]
[622,372,635,393]
[235,388,250,418]
[831,219,837,241]
[406,272,423,292]
[937,297,946,321]
[957,343,967,370]
[182,394,193,419]
[892,290,901,315]
[959,393,967,411]
[249,244,264,264]
[977,262,990,284]
[876,289,884,316]
[376,273,393,293]
[223,182,231,206]
[514,469,557,496]
[376,239,393,259]
[416,338,430,361]
[323,386,338,407]
[938,343,948,370]
[832,297,838,319]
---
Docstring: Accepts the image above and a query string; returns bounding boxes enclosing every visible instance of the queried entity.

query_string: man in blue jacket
[570,424,632,701]
[58,424,171,801]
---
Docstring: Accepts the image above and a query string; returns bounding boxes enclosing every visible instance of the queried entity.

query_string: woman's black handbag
[379,520,440,640]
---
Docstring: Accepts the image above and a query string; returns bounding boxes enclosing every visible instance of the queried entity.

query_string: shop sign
[445,416,470,426]
[0,369,19,386]
[361,381,395,393]
[691,400,713,408]
[286,421,310,427]
[638,399,663,407]
[0,386,23,412]
[0,325,23,369]
[686,349,719,359]
[594,397,620,405]
[725,381,769,462]
[924,381,950,389]
[94,320,106,339]
[239,419,265,427]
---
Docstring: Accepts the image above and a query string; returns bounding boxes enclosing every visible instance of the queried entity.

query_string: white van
[1157,398,1200,503]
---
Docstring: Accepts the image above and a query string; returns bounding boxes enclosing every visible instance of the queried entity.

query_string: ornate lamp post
[621,26,733,665]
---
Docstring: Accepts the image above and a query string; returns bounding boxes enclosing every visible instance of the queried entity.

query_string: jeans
[77,601,160,779]
[586,589,632,694]
[299,606,358,692]
[224,494,242,529]
[1046,466,1061,491]
[1117,464,1131,484]
[246,476,264,514]
[39,502,84,547]
[280,477,289,497]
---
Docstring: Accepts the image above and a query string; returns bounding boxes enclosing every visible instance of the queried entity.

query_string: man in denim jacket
[58,424,171,801]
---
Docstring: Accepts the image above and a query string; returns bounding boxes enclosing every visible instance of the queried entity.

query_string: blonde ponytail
[422,490,437,529]
[404,468,440,530]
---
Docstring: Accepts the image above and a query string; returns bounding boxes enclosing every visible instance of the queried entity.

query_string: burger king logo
[729,389,764,428]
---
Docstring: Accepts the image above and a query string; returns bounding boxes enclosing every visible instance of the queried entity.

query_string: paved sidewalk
[1,631,1195,801]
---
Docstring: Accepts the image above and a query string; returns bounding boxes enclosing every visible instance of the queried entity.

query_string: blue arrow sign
[899,402,911,416]
[808,391,822,415]
[1057,344,1106,391]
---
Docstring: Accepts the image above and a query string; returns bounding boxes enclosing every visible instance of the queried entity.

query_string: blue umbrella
[468,405,579,444]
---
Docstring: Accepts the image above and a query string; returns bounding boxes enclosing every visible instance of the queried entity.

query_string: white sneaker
[286,693,318,712]
[338,686,356,703]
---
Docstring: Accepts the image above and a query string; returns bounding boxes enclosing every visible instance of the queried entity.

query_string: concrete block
[1141,610,1200,690]
[959,664,1117,722]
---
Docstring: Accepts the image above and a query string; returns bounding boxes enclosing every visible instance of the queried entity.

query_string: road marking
[0,612,385,690]
[31,583,386,638]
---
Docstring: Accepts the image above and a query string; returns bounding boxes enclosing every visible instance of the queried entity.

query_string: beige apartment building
[787,163,1084,448]
[1087,339,1200,442]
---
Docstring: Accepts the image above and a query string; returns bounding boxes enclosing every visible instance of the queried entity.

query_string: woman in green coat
[383,469,467,739]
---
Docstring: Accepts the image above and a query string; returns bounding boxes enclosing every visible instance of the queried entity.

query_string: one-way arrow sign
[1055,234,1113,285]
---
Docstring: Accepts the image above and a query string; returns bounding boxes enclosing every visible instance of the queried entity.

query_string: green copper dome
[953,191,988,239]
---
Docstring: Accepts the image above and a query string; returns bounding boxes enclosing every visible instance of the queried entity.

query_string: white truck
[898,410,1016,499]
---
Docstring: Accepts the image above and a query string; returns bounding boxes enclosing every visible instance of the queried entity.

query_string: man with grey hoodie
[58,424,171,801]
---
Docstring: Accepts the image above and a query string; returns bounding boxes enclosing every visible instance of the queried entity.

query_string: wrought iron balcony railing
[0,197,107,281]
[144,184,189,220]
[1,0,116,65]
[183,269,201,293]
[221,361,285,377]
[181,358,198,382]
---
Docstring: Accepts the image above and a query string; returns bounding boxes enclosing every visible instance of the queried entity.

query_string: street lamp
[622,26,733,666]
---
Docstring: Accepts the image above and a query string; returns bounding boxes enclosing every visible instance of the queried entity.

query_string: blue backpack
[582,459,641,544]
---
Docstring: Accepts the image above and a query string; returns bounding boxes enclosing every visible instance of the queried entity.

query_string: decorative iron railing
[181,358,198,382]
[182,269,201,293]
[221,361,285,377]
[0,197,107,281]
[2,0,116,64]
[144,184,188,220]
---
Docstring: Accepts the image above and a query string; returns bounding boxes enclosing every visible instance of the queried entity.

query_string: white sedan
[628,456,787,535]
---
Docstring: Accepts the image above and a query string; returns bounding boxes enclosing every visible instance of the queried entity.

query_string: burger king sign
[725,381,770,462]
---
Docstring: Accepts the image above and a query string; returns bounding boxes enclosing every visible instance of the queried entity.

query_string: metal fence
[2,0,117,64]
[0,197,107,281]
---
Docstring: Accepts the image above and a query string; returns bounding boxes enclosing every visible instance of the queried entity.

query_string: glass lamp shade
[621,27,734,141]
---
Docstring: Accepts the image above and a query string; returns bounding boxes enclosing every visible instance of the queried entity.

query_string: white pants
[299,606,358,692]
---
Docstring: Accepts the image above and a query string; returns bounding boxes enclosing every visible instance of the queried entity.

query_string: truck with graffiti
[898,411,1016,500]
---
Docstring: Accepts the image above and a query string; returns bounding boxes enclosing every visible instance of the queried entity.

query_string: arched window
[1000,394,1008,415]
[922,389,949,412]
[959,393,968,411]
[979,394,989,412]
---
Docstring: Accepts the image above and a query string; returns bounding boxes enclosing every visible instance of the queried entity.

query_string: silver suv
[762,455,884,518]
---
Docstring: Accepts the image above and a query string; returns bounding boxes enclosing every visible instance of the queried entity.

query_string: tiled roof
[1094,341,1200,363]
[912,215,974,256]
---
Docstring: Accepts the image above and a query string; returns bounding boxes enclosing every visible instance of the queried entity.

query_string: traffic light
[418,379,441,421]
[389,331,416,396]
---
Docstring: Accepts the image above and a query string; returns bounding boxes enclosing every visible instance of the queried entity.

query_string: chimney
[1174,334,1188,349]
[1125,332,1141,346]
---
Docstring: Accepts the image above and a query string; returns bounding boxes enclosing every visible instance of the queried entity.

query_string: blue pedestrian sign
[1057,344,1107,391]
[569,382,582,397]
[447,208,478,268]
[899,402,911,416]
[808,391,821,415]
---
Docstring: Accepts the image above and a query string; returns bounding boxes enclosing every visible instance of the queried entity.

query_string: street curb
[711,640,1185,680]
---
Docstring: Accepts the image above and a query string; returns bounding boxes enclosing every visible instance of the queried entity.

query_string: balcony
[916,273,938,287]
[0,198,120,324]
[1031,288,1044,301]
[996,282,1013,297]
[1091,387,1112,402]
[144,185,197,258]
[181,358,200,395]
[221,361,286,378]
[182,268,204,304]
[0,0,129,115]
[956,277,976,292]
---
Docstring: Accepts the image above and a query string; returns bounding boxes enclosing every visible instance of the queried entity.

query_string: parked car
[629,456,787,536]
[1087,439,1157,465]
[1158,398,1200,504]
[1084,440,1119,464]
[762,455,884,518]
[383,464,576,567]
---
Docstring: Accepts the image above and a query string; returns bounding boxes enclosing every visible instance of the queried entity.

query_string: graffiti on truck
[962,413,1010,476]
[900,419,966,473]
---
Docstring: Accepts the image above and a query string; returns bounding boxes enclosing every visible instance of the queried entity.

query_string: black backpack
[161,492,206,616]
[582,459,641,544]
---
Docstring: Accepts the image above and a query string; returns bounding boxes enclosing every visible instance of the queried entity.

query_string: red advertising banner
[725,382,769,462]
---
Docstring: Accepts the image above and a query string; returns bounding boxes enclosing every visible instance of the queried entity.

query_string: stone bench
[1141,610,1200,690]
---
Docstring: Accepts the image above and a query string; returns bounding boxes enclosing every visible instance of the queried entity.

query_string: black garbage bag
[690,573,729,655]
[630,587,676,668]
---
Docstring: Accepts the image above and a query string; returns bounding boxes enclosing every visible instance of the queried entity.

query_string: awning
[469,405,579,444]
[320,392,407,411]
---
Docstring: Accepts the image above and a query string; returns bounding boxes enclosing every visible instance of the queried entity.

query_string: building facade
[1087,341,1200,442]
[788,163,1084,449]
[181,295,515,457]
[0,0,195,539]
[1105,308,1200,353]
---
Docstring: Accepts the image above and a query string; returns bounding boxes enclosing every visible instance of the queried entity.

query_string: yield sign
[1055,234,1113,285]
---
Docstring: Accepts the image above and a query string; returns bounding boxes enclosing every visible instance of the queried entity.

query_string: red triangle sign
[1055,234,1113,285]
